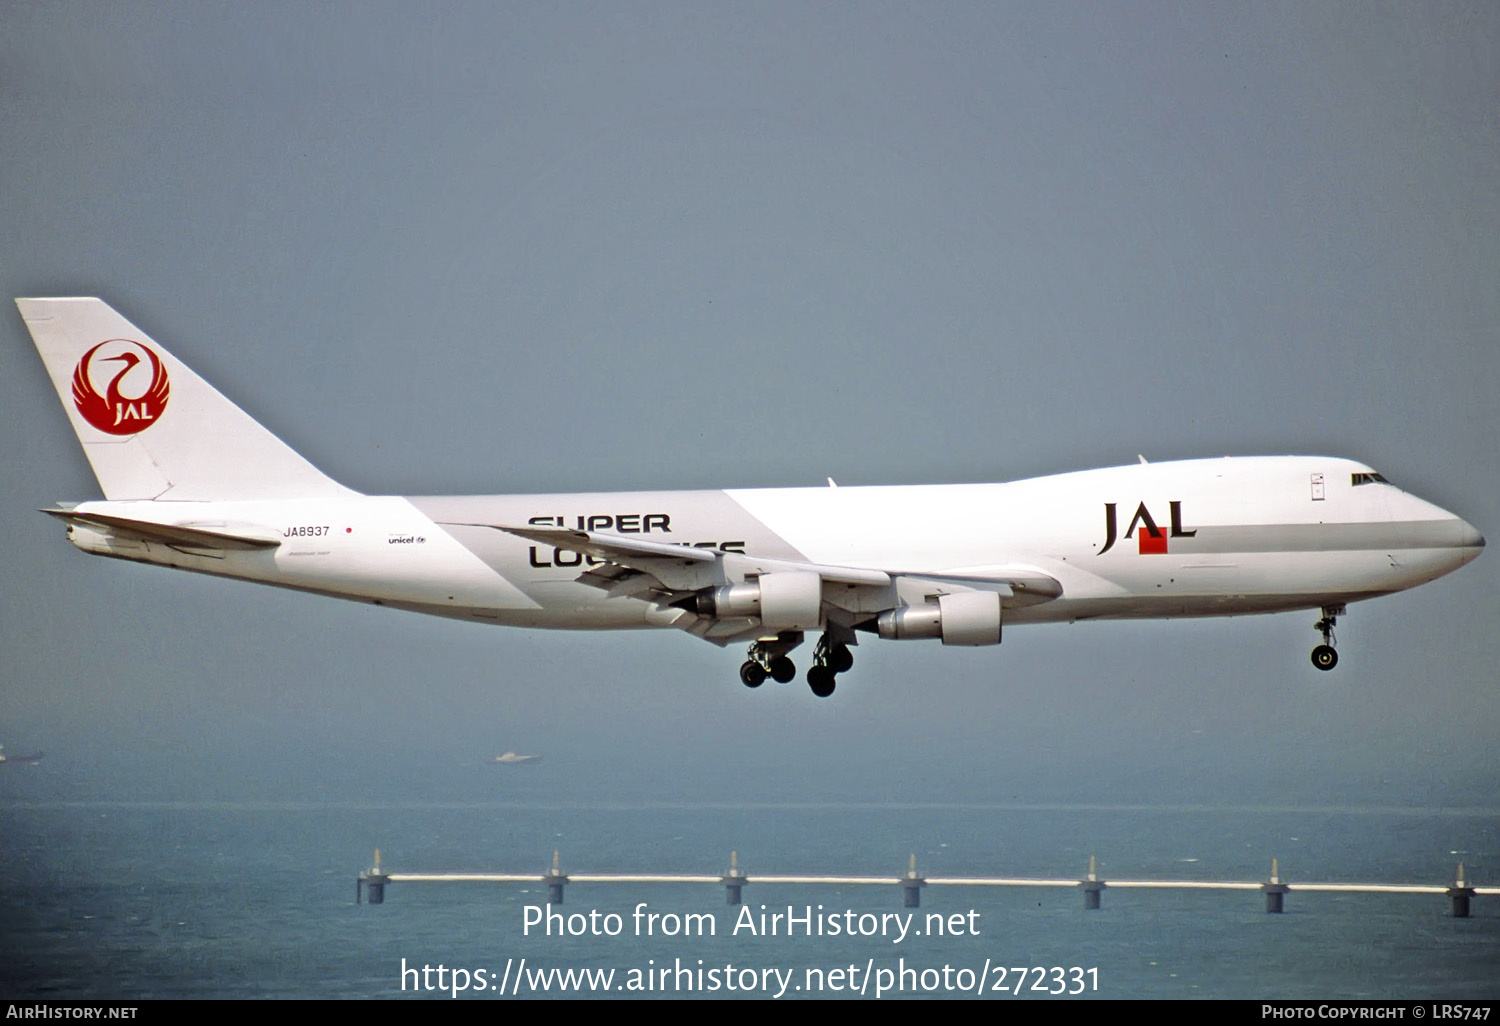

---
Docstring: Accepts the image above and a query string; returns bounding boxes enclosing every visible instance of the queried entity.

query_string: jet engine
[692,571,822,631]
[875,591,1002,646]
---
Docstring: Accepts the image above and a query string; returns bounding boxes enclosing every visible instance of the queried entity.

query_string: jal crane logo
[71,340,170,435]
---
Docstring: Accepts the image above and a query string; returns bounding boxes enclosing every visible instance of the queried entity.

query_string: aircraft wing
[487,523,892,585]
[42,508,283,551]
[465,523,1060,646]
[493,524,720,566]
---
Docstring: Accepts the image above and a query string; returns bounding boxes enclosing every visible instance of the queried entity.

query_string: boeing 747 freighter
[17,298,1484,697]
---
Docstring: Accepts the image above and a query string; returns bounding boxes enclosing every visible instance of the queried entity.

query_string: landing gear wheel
[1310,605,1343,671]
[807,665,836,698]
[828,644,853,674]
[740,633,805,691]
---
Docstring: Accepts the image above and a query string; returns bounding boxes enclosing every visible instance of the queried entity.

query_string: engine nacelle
[694,571,822,631]
[876,591,1002,646]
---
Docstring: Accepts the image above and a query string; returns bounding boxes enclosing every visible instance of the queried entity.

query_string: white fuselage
[61,455,1484,635]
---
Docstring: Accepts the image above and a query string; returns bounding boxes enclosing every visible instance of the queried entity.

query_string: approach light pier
[356,850,1492,917]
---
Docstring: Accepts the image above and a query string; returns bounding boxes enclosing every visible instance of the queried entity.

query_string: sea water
[2,799,1496,1000]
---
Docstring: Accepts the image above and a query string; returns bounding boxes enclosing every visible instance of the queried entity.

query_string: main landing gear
[1311,604,1344,671]
[738,653,796,687]
[737,632,853,698]
[805,635,854,699]
[739,633,802,689]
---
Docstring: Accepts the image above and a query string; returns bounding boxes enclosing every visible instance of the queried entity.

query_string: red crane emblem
[71,339,171,435]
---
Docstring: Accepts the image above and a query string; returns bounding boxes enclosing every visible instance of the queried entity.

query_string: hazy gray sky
[1,2,1495,807]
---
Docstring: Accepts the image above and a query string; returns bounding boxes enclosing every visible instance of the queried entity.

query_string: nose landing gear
[1311,605,1344,671]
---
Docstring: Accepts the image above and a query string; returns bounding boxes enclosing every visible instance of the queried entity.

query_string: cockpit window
[1351,472,1389,486]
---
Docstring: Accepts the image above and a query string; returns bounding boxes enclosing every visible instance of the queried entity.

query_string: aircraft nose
[1454,518,1485,551]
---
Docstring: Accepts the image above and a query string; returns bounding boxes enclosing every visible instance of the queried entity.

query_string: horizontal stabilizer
[42,508,282,551]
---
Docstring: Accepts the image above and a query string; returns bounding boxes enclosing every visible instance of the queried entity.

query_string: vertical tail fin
[16,297,357,501]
